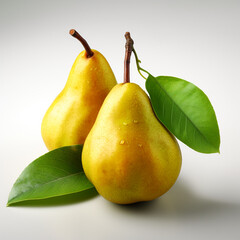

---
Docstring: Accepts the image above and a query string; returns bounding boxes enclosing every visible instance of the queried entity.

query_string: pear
[41,29,117,150]
[82,32,181,204]
[82,83,182,204]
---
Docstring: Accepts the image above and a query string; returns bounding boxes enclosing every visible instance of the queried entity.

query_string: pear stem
[69,29,94,58]
[124,32,134,83]
[132,48,151,80]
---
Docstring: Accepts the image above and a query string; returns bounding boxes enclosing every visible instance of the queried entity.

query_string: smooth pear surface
[82,83,182,204]
[41,50,117,150]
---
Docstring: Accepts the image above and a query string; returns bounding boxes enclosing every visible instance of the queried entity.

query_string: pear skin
[82,83,182,204]
[41,49,117,150]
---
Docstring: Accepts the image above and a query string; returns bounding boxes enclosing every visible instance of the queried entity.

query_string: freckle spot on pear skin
[133,120,139,124]
[138,144,142,147]
[120,140,125,145]
[123,122,128,126]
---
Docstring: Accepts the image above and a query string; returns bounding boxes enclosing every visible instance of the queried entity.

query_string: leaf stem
[132,47,151,80]
[124,32,134,83]
[69,29,94,58]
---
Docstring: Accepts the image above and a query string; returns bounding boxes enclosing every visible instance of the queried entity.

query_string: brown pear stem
[124,32,134,83]
[69,29,94,58]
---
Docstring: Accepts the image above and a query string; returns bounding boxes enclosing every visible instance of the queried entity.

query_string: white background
[1,0,240,239]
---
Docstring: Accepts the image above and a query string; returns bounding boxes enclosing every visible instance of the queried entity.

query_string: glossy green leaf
[146,75,220,153]
[7,145,94,206]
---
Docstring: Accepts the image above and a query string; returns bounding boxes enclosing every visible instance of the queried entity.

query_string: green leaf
[7,145,94,206]
[146,75,220,153]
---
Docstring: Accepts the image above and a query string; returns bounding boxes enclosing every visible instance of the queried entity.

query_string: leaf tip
[6,197,14,206]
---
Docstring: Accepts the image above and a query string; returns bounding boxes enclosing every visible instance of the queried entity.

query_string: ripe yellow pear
[82,83,182,204]
[82,32,181,204]
[41,30,117,150]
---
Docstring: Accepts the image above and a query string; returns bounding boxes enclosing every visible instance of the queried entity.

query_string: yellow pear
[41,29,117,150]
[82,32,181,204]
[82,83,182,204]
